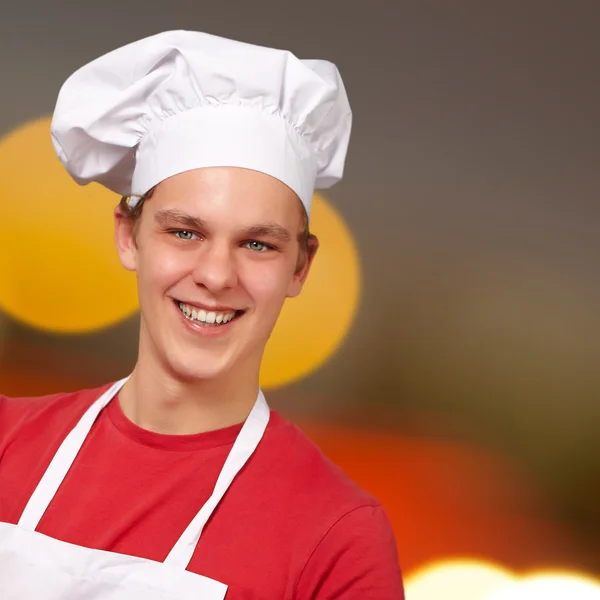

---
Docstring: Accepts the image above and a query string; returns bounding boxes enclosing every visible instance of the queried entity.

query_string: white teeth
[178,303,237,326]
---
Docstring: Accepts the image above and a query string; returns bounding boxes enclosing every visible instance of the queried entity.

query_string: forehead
[147,167,304,224]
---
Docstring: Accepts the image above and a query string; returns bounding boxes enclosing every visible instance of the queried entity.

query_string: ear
[114,206,138,272]
[287,235,319,298]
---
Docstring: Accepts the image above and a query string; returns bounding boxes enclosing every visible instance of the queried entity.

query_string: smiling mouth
[176,301,244,326]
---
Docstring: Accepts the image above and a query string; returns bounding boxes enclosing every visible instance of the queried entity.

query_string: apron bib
[0,378,270,599]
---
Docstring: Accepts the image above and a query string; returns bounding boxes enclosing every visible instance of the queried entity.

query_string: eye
[244,240,269,252]
[174,230,197,241]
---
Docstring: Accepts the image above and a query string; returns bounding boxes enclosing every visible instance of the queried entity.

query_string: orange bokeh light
[300,418,578,574]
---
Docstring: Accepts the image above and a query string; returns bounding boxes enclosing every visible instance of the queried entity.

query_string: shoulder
[264,413,404,600]
[261,412,378,511]
[296,503,404,599]
[229,412,403,597]
[256,414,404,598]
[0,382,113,449]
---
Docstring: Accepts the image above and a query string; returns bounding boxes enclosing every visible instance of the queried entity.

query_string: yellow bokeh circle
[260,192,361,389]
[0,117,139,333]
[0,117,361,387]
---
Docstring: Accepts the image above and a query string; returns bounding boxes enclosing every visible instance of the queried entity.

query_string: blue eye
[244,240,269,252]
[175,231,196,240]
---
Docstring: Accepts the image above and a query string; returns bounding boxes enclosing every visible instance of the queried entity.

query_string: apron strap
[164,391,270,569]
[18,378,129,531]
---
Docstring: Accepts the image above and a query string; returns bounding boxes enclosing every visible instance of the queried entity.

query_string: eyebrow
[244,223,292,243]
[154,209,208,231]
[154,210,292,242]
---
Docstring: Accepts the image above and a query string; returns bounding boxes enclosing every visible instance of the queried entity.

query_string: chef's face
[115,167,317,383]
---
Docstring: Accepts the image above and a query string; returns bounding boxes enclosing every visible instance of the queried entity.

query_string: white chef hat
[50,30,352,215]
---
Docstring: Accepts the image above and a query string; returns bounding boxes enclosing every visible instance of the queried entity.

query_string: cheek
[241,262,294,309]
[138,246,191,291]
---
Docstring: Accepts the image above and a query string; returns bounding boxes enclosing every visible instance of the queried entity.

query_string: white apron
[0,378,270,599]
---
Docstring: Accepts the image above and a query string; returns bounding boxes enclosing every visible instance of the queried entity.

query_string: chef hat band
[132,105,317,212]
[50,30,352,218]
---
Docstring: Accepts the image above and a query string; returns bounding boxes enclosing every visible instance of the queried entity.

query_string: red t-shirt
[0,383,404,599]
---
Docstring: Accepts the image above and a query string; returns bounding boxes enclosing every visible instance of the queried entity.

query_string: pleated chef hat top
[50,30,352,215]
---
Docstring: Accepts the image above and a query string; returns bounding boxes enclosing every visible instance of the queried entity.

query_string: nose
[191,241,239,292]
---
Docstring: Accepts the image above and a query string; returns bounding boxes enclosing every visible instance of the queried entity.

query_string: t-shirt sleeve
[295,504,405,600]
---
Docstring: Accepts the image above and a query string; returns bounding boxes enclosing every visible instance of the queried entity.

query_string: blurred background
[1,1,599,597]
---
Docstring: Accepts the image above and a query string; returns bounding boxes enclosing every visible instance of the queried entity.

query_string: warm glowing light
[406,561,600,600]
[0,117,139,333]
[406,560,516,600]
[485,572,600,600]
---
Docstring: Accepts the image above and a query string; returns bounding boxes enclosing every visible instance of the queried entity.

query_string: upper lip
[176,300,241,313]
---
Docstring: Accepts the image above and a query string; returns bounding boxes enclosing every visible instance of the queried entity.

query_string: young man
[0,31,404,599]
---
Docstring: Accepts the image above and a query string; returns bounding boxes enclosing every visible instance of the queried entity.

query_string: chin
[165,349,231,383]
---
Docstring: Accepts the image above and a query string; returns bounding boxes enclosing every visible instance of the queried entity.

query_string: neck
[119,341,261,436]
